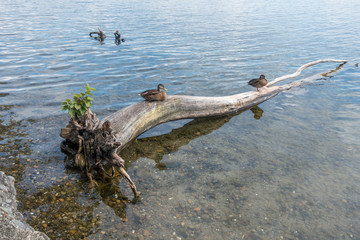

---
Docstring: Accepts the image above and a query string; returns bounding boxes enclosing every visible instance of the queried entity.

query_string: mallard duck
[89,27,106,39]
[139,84,167,101]
[114,30,121,39]
[248,75,268,91]
[114,30,125,44]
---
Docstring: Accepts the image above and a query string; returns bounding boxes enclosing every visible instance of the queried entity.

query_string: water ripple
[0,0,359,113]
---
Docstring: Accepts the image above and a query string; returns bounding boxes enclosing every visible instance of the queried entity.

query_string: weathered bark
[60,59,347,198]
[267,59,347,86]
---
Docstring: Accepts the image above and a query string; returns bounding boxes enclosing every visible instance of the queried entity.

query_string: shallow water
[0,0,360,239]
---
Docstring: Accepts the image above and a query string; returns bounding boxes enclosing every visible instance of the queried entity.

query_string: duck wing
[139,89,158,98]
[248,78,259,86]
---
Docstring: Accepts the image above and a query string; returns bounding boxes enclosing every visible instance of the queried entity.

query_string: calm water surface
[0,0,359,239]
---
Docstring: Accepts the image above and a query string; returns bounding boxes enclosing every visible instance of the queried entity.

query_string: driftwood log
[60,59,347,198]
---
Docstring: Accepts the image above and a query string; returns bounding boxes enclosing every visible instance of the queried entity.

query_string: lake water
[1,0,360,239]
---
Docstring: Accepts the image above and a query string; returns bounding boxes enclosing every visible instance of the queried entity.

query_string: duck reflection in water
[250,105,264,120]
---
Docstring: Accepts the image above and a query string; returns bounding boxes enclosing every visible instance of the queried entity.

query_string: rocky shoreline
[0,171,49,240]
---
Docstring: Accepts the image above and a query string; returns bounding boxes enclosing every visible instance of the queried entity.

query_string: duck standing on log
[248,75,268,91]
[139,84,167,101]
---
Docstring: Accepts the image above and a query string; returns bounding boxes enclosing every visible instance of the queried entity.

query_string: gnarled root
[60,109,139,198]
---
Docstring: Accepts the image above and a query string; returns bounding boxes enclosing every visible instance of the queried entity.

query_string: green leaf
[80,107,86,115]
[69,109,74,117]
[62,84,96,118]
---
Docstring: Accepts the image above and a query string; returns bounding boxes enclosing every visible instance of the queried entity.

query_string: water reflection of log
[120,114,238,169]
[120,106,264,168]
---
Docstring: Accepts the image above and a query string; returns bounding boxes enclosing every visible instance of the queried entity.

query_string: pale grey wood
[267,59,347,86]
[102,59,347,152]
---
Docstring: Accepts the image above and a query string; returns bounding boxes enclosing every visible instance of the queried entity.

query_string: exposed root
[60,140,78,155]
[60,109,138,199]
[116,166,139,198]
[87,172,98,188]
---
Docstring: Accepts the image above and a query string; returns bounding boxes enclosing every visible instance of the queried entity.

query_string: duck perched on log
[248,75,268,91]
[139,84,167,101]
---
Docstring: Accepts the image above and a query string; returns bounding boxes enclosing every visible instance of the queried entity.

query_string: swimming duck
[114,30,121,39]
[248,75,268,91]
[89,27,106,40]
[114,30,125,43]
[139,84,167,101]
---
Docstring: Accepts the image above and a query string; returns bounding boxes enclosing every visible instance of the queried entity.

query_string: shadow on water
[120,115,233,168]
[120,106,263,169]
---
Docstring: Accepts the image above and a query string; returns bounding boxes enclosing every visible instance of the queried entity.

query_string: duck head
[158,84,167,91]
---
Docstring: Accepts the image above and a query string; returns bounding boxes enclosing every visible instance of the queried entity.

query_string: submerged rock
[0,171,49,240]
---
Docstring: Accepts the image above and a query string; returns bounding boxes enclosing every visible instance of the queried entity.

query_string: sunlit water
[0,0,359,239]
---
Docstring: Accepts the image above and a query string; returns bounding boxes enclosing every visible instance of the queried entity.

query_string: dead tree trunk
[60,59,347,198]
